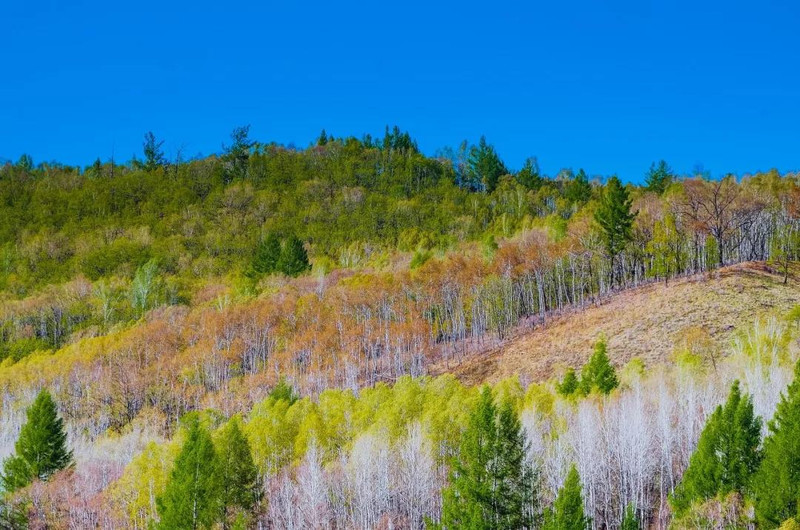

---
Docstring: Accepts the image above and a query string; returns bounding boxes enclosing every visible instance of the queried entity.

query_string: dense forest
[1,127,799,528]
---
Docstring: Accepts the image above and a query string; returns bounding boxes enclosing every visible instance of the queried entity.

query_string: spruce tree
[565,169,593,205]
[645,160,673,194]
[579,337,618,395]
[468,136,507,193]
[670,380,761,515]
[158,417,221,529]
[516,157,543,191]
[495,400,537,528]
[251,233,281,276]
[1,389,72,492]
[594,176,636,287]
[278,235,310,277]
[217,417,260,529]
[753,360,800,528]
[545,464,589,530]
[557,368,580,397]
[143,131,167,172]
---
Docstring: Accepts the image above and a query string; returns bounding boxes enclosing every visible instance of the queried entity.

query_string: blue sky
[1,0,798,182]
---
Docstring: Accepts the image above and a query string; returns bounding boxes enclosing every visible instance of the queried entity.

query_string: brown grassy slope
[437,262,800,385]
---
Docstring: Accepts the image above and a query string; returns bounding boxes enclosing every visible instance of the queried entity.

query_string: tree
[516,157,543,191]
[579,337,618,395]
[251,233,282,276]
[157,417,221,529]
[435,387,535,529]
[223,125,254,182]
[278,235,310,277]
[1,389,73,492]
[753,360,800,528]
[565,169,593,205]
[544,464,589,530]
[143,131,167,172]
[594,176,636,287]
[645,160,673,194]
[647,213,684,285]
[670,381,762,515]
[216,418,260,529]
[468,136,507,193]
[620,504,639,530]
[557,368,580,397]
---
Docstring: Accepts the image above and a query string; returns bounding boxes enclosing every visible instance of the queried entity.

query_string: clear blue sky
[2,0,798,182]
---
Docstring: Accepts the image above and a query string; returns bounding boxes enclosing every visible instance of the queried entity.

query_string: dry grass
[436,262,800,385]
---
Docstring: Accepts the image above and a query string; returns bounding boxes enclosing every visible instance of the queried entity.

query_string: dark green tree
[468,136,507,193]
[620,504,639,530]
[579,337,618,395]
[645,160,674,194]
[269,377,299,405]
[670,380,762,515]
[516,157,543,191]
[753,360,800,528]
[223,125,254,182]
[1,389,73,492]
[216,417,260,529]
[594,176,636,287]
[251,233,281,276]
[143,131,167,172]
[565,169,593,205]
[495,400,538,528]
[157,417,221,529]
[277,235,310,277]
[544,464,589,530]
[317,129,329,146]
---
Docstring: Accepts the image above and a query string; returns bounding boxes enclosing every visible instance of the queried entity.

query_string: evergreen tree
[143,131,167,172]
[157,417,221,529]
[645,160,673,194]
[620,504,639,530]
[557,368,580,397]
[278,235,310,277]
[495,400,537,528]
[565,169,593,205]
[317,129,329,146]
[223,125,254,182]
[594,176,636,286]
[545,464,589,530]
[216,417,260,529]
[1,389,73,492]
[579,337,618,395]
[753,360,800,528]
[670,380,762,515]
[251,233,281,276]
[468,136,507,193]
[516,157,543,191]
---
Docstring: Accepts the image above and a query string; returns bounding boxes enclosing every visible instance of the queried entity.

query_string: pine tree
[645,160,673,194]
[545,464,589,530]
[495,400,537,528]
[251,233,281,276]
[468,136,507,193]
[579,337,618,395]
[157,417,221,529]
[670,380,762,515]
[1,389,73,492]
[594,176,636,287]
[620,504,639,530]
[222,125,253,182]
[753,360,800,528]
[565,169,593,205]
[143,131,167,172]
[278,235,310,277]
[216,417,260,529]
[516,157,543,191]
[557,368,580,397]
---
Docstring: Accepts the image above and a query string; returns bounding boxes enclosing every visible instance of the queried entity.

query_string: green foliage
[216,418,260,528]
[620,504,639,530]
[557,368,580,397]
[1,389,73,492]
[645,160,673,194]
[594,176,636,277]
[468,136,507,193]
[435,386,536,529]
[158,417,221,529]
[579,337,619,396]
[516,157,543,191]
[544,464,589,530]
[671,381,762,515]
[753,360,800,528]
[130,259,160,316]
[250,232,281,276]
[277,235,310,277]
[705,234,720,270]
[223,125,254,182]
[565,169,593,205]
[647,213,684,282]
[143,131,167,172]
[269,378,299,405]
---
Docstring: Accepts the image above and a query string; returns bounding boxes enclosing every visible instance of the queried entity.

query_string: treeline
[3,315,799,528]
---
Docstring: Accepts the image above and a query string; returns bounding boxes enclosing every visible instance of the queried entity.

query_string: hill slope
[444,262,800,385]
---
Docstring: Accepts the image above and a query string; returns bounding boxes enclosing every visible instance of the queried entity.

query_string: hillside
[446,262,800,385]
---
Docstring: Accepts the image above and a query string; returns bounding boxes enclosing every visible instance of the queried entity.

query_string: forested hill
[1,127,800,528]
